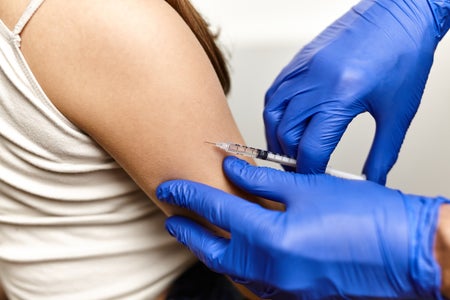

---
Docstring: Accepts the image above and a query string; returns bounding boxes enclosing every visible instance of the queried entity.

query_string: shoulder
[61,0,193,55]
[24,0,195,73]
[0,0,28,30]
[16,0,257,239]
[21,0,210,127]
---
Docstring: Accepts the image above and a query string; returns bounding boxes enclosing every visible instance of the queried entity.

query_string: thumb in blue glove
[157,156,449,299]
[264,0,449,184]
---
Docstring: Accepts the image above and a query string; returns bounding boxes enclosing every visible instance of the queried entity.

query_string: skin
[16,0,247,202]
[435,204,450,297]
[0,0,261,298]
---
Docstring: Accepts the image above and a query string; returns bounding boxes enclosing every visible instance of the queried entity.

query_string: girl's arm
[21,2,262,298]
[20,0,253,212]
[435,205,450,297]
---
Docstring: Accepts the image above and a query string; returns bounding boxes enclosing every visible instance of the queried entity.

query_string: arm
[19,0,261,297]
[435,204,450,297]
[20,0,252,211]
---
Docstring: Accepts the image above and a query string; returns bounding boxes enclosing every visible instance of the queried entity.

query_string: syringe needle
[204,141,216,145]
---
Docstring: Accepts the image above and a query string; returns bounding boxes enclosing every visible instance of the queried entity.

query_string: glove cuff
[427,0,450,39]
[405,195,450,299]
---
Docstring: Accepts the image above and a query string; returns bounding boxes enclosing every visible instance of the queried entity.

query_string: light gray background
[191,0,450,197]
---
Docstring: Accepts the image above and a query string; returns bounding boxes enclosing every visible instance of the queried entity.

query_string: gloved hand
[157,156,449,299]
[264,0,450,184]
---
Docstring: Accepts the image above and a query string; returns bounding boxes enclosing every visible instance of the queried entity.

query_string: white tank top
[0,1,194,299]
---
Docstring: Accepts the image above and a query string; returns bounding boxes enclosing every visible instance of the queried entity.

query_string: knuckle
[277,126,299,156]
[263,106,281,125]
[171,180,197,208]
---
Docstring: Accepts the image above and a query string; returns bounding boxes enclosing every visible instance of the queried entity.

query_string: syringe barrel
[227,143,260,158]
[266,152,297,167]
[227,143,297,167]
[210,141,365,180]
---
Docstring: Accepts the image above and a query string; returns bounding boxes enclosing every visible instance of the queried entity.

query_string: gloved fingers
[229,275,279,298]
[165,216,229,271]
[157,179,266,232]
[295,112,353,174]
[269,92,337,159]
[362,118,408,185]
[223,156,300,204]
[263,92,292,156]
[270,110,308,160]
[264,75,309,156]
[265,57,308,104]
[241,282,280,300]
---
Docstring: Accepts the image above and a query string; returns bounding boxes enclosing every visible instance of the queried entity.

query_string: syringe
[206,141,365,180]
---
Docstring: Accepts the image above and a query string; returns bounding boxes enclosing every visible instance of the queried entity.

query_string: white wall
[191,0,450,197]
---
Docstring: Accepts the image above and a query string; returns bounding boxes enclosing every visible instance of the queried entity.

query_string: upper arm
[20,0,251,210]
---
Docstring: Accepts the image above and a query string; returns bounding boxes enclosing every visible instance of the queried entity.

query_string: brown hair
[165,0,230,95]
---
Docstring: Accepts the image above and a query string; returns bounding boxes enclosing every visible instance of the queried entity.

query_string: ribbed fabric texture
[0,1,194,299]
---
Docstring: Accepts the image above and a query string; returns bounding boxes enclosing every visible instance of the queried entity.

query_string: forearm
[435,203,450,297]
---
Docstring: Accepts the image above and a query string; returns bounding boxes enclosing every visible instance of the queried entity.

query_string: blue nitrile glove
[157,157,449,299]
[264,0,450,184]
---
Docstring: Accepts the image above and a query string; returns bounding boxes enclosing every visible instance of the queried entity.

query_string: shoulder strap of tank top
[12,0,45,39]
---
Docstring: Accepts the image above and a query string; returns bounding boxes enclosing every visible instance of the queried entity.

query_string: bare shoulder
[19,0,247,203]
[0,0,28,29]
[20,0,206,119]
